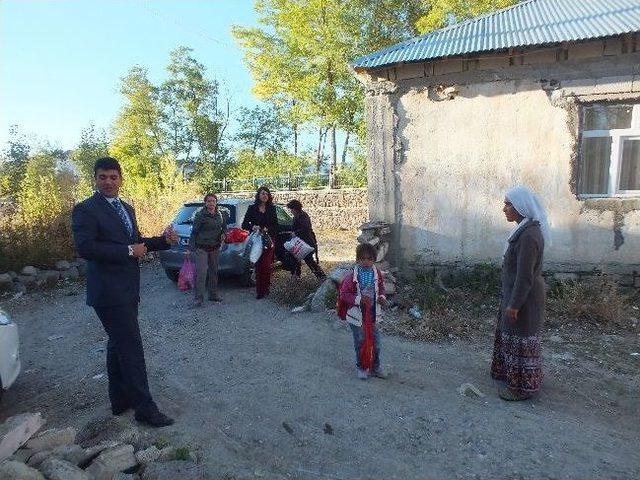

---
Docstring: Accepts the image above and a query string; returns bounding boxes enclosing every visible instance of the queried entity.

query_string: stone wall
[357,35,640,277]
[220,188,368,231]
[0,260,87,295]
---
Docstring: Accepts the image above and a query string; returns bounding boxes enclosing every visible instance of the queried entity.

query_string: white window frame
[579,104,640,198]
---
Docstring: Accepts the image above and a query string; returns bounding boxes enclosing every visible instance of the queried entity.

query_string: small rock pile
[0,259,87,295]
[0,413,204,480]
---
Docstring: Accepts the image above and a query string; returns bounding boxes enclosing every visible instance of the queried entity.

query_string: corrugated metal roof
[352,0,640,70]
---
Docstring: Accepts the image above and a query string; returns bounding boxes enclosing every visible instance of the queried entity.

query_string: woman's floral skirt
[491,328,543,396]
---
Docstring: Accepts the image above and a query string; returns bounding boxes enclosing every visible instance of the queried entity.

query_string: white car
[0,309,20,400]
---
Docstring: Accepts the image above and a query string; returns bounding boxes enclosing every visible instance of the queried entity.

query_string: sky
[0,0,265,151]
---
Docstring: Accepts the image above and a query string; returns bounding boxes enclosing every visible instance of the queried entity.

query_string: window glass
[619,138,640,190]
[579,137,611,194]
[174,204,236,224]
[174,206,200,224]
[218,204,236,224]
[584,104,633,130]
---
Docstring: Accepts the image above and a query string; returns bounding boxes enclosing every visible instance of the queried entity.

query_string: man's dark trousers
[94,302,154,414]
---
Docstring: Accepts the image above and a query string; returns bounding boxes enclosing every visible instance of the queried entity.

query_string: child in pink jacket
[338,243,387,380]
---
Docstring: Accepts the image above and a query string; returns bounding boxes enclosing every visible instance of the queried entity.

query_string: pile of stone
[0,259,87,295]
[0,413,204,480]
[297,221,397,313]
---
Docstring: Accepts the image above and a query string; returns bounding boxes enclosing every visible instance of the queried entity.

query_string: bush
[0,210,75,271]
[547,275,634,326]
[128,182,201,237]
[0,153,77,271]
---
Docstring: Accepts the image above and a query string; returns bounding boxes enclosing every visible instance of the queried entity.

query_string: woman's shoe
[189,300,203,309]
[498,387,532,401]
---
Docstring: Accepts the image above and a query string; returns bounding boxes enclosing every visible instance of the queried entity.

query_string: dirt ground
[1,249,639,479]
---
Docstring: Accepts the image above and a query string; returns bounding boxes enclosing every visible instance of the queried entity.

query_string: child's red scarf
[359,302,375,371]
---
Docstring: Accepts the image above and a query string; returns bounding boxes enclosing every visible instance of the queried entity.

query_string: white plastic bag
[249,232,264,263]
[284,236,314,261]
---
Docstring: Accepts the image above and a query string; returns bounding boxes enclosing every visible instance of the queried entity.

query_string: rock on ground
[27,450,52,468]
[21,266,38,276]
[9,447,34,463]
[51,443,93,467]
[75,415,141,449]
[141,460,205,480]
[38,457,91,480]
[135,446,161,466]
[0,460,45,480]
[0,413,45,462]
[25,427,76,453]
[83,440,122,460]
[458,382,486,398]
[0,273,13,292]
[310,279,336,312]
[55,260,71,271]
[85,444,137,480]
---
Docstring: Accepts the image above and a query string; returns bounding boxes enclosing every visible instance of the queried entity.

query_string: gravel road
[1,262,639,479]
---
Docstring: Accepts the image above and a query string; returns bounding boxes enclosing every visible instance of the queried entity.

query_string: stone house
[352,0,640,285]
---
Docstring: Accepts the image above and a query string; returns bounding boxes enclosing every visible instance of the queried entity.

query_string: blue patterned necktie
[112,198,133,237]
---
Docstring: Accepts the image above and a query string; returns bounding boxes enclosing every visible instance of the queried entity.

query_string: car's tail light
[225,227,249,243]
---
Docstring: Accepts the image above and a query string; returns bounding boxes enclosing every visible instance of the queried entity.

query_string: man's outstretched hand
[164,224,179,245]
[130,243,148,258]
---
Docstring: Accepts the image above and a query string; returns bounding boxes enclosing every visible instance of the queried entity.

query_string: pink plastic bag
[178,257,196,291]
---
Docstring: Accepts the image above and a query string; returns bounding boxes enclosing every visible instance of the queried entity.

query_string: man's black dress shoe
[112,405,131,416]
[134,409,175,428]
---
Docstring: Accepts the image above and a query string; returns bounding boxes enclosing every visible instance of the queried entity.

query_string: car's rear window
[174,203,236,225]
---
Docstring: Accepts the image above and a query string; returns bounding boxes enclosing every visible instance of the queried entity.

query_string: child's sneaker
[357,368,368,380]
[371,368,388,379]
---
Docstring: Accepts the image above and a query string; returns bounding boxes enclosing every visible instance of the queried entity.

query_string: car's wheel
[164,269,179,282]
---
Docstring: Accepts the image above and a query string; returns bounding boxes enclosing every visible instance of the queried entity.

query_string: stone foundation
[405,260,640,289]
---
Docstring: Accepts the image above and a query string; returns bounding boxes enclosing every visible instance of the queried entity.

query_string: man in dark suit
[72,157,178,427]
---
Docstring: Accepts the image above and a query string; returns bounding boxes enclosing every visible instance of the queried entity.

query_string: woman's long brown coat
[498,221,546,337]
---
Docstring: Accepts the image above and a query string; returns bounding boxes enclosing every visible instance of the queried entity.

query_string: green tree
[160,47,231,180]
[235,104,291,154]
[416,0,519,33]
[0,126,32,198]
[110,66,168,198]
[70,123,109,197]
[229,148,312,189]
[111,48,231,195]
[16,152,69,228]
[233,0,425,187]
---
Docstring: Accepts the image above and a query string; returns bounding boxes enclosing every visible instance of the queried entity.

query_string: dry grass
[270,261,340,308]
[385,271,639,342]
[130,184,201,237]
[382,277,497,342]
[0,209,76,272]
[547,275,637,328]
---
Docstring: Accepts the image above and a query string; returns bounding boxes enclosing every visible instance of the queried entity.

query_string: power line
[139,0,233,47]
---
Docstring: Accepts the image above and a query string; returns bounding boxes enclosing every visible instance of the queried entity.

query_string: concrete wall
[219,188,368,231]
[358,36,640,276]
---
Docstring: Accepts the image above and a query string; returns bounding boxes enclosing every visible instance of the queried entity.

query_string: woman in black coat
[286,199,325,279]
[241,186,279,299]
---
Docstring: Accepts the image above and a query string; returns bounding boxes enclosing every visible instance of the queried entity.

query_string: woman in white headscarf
[491,186,550,401]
